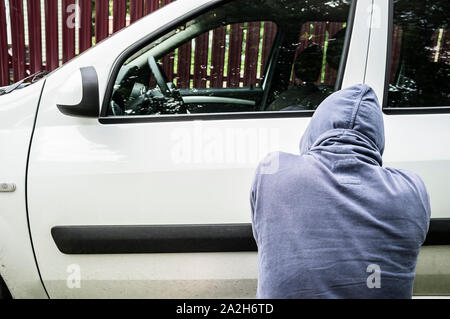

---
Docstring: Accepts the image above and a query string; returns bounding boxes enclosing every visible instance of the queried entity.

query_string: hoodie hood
[299,84,385,165]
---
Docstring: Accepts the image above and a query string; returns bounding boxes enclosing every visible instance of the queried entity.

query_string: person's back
[250,84,431,298]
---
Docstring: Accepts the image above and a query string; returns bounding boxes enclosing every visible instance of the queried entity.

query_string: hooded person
[250,84,431,299]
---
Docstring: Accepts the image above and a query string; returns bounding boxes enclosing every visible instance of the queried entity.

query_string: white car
[0,0,449,299]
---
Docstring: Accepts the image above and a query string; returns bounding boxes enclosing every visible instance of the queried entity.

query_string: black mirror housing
[57,66,100,118]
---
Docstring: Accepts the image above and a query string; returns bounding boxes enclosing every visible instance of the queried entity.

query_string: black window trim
[382,0,450,115]
[51,218,450,255]
[99,0,358,124]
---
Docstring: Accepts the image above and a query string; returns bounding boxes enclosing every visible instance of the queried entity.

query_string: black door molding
[52,219,449,255]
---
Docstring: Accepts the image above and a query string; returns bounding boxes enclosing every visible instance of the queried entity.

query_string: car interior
[108,0,352,117]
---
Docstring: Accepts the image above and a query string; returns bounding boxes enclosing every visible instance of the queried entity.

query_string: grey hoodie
[250,84,431,299]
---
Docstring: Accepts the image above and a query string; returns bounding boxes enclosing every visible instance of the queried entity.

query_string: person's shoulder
[384,167,431,217]
[385,167,428,195]
[255,151,302,176]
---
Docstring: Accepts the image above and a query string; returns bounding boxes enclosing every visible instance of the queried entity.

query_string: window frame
[99,0,358,124]
[382,0,450,115]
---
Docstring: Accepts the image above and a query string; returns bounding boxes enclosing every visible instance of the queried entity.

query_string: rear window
[387,0,449,108]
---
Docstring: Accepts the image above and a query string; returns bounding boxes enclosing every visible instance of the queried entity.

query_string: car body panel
[0,81,48,298]
[25,0,371,298]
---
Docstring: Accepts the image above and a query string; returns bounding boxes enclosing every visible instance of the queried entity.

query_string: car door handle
[0,183,16,192]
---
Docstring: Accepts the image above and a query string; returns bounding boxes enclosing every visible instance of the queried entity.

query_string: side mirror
[56,66,99,118]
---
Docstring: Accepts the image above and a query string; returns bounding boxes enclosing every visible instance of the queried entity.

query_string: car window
[157,22,277,90]
[387,0,449,108]
[106,0,353,118]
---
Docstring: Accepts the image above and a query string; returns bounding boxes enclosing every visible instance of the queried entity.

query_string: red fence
[0,0,168,86]
[6,1,446,89]
[0,0,348,88]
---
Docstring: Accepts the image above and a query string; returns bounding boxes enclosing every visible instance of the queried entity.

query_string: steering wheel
[147,56,171,97]
[146,55,187,114]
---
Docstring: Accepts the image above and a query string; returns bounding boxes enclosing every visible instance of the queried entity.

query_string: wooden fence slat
[292,22,312,84]
[300,21,311,51]
[62,0,76,63]
[159,1,176,82]
[210,26,226,88]
[243,22,261,87]
[328,22,341,38]
[145,0,160,14]
[0,0,10,85]
[9,0,26,81]
[313,22,326,84]
[113,0,127,32]
[323,22,342,85]
[227,23,244,88]
[315,22,326,48]
[156,0,174,80]
[95,0,109,43]
[79,0,92,53]
[294,21,309,59]
[176,41,192,89]
[324,63,337,85]
[27,0,42,73]
[261,21,277,76]
[313,22,326,87]
[193,32,209,88]
[162,50,175,82]
[130,0,144,23]
[390,25,403,83]
[44,0,59,71]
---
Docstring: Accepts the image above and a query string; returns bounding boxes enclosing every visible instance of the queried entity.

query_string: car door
[365,0,450,296]
[27,0,368,298]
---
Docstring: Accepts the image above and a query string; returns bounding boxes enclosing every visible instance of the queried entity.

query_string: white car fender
[0,81,48,299]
